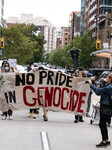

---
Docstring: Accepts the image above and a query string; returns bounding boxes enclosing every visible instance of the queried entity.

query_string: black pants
[99,114,111,141]
[3,109,13,116]
[86,92,92,113]
[30,109,37,113]
[75,115,83,121]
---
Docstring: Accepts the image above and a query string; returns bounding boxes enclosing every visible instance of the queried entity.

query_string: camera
[96,78,106,88]
[85,79,95,84]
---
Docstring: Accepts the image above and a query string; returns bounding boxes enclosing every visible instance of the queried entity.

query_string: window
[107,31,109,39]
[106,58,109,65]
[108,18,110,25]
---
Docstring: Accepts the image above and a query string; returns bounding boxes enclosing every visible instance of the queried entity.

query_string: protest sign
[0,70,90,115]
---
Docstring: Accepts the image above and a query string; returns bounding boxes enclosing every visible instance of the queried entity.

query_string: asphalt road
[0,109,112,150]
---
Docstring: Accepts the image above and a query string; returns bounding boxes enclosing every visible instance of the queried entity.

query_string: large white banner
[0,70,90,115]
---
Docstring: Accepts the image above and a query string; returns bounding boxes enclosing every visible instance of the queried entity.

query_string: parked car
[88,69,110,78]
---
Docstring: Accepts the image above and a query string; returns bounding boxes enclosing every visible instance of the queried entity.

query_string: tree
[2,24,46,65]
[79,30,96,68]
[48,45,73,68]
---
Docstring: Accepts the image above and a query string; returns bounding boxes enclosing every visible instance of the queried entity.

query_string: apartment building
[6,17,19,24]
[5,14,57,53]
[56,28,62,48]
[69,11,80,41]
[61,27,71,46]
[84,0,112,38]
[88,0,112,68]
[80,0,85,37]
[20,14,33,24]
[84,0,97,38]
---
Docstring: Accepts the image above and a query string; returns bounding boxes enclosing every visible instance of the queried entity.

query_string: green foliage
[2,24,46,65]
[79,30,96,68]
[48,45,73,68]
[48,31,96,69]
[2,24,96,68]
[71,35,82,50]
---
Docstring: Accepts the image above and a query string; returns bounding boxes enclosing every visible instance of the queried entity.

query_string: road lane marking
[40,132,51,150]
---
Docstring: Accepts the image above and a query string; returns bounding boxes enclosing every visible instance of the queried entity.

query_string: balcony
[100,5,112,8]
[90,0,96,6]
[89,4,97,14]
[89,15,95,23]
[92,32,96,37]
[89,23,96,30]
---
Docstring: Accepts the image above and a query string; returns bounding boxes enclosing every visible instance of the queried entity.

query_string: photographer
[88,73,112,148]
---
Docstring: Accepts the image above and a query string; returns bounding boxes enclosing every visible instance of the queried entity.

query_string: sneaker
[33,113,36,119]
[2,115,6,120]
[96,142,107,148]
[29,112,33,117]
[106,141,110,146]
[74,120,78,123]
[79,119,84,122]
[9,116,13,120]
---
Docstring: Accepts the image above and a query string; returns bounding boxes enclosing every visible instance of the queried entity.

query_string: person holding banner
[27,65,39,119]
[74,70,86,123]
[2,62,13,120]
[88,74,112,148]
[1,60,8,72]
[37,66,48,121]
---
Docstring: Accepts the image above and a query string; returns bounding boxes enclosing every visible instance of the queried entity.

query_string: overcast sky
[4,0,81,28]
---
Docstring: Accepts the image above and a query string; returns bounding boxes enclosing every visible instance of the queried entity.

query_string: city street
[0,109,112,150]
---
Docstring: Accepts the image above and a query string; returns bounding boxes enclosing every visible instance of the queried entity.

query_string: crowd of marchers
[0,60,112,148]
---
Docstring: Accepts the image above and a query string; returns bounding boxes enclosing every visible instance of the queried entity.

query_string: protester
[27,65,39,119]
[88,73,112,148]
[1,60,8,72]
[2,61,13,120]
[74,70,86,123]
[10,66,15,72]
[38,66,48,121]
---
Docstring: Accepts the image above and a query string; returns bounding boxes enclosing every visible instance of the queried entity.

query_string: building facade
[56,28,62,48]
[80,0,85,37]
[84,0,112,38]
[61,27,71,46]
[0,0,4,29]
[5,14,57,53]
[84,0,97,38]
[69,11,80,41]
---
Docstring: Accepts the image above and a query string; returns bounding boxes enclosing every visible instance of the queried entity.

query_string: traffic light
[0,37,4,48]
[96,39,101,49]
